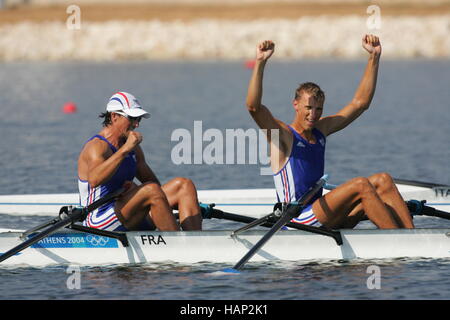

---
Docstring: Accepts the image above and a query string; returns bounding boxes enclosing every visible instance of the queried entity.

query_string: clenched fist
[123,131,142,153]
[362,34,382,56]
[256,40,275,61]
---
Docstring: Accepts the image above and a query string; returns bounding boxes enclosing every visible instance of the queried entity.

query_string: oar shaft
[0,187,125,264]
[86,187,124,213]
[233,218,284,270]
[416,206,450,220]
[20,217,61,239]
[211,209,343,245]
[232,175,328,270]
[231,212,277,236]
[428,209,450,220]
[0,210,83,263]
[233,205,298,270]
[393,178,450,189]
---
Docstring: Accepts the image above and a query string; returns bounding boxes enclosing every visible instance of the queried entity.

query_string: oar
[0,188,124,263]
[406,200,450,220]
[225,174,328,272]
[200,204,342,245]
[393,178,450,189]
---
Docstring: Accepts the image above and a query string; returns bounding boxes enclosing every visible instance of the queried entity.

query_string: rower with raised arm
[78,92,202,231]
[246,36,414,229]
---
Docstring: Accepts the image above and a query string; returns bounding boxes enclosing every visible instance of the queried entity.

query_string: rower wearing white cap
[78,91,202,231]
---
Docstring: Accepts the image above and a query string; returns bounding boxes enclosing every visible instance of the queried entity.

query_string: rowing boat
[0,178,449,268]
[1,227,449,267]
[0,179,449,217]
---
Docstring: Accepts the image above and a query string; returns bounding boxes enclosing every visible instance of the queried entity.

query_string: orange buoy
[244,59,256,69]
[62,102,77,114]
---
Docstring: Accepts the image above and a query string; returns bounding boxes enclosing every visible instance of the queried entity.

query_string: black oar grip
[406,200,450,221]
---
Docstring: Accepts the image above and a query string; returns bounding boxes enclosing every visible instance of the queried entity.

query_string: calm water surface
[0,60,449,300]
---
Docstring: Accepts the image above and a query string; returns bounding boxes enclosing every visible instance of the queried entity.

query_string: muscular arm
[246,58,266,119]
[317,34,382,136]
[81,140,130,188]
[246,41,291,171]
[246,59,283,138]
[246,41,281,135]
[79,132,142,188]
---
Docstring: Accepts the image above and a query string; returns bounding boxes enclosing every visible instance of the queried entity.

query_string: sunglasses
[114,111,142,123]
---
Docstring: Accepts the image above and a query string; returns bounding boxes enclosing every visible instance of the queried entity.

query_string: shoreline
[1,3,449,61]
[1,3,450,24]
[1,16,449,61]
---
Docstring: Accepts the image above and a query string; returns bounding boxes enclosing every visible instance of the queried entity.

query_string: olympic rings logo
[85,235,110,247]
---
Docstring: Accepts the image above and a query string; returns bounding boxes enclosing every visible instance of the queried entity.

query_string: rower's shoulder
[313,126,327,139]
[80,136,111,159]
[314,118,332,137]
[275,119,289,129]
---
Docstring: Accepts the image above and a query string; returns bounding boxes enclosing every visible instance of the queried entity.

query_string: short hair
[294,82,325,103]
[99,112,112,127]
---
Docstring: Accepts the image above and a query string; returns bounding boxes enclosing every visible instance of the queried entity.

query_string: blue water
[0,60,449,300]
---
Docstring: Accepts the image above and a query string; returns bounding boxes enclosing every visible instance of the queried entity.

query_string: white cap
[106,92,150,119]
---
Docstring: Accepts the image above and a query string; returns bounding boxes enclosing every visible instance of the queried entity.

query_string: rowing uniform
[273,126,325,227]
[78,135,135,231]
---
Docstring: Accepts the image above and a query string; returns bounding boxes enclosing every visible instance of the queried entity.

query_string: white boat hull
[0,184,449,217]
[1,228,449,267]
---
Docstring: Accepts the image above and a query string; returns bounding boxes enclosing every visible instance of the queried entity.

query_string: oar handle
[407,200,450,220]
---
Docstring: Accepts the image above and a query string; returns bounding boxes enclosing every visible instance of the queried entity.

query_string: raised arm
[246,41,277,129]
[246,40,292,172]
[246,41,288,141]
[246,41,273,110]
[318,34,382,136]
